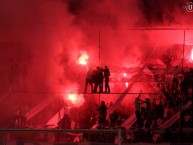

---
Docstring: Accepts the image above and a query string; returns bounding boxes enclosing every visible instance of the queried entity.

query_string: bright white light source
[78,51,89,65]
[191,48,193,61]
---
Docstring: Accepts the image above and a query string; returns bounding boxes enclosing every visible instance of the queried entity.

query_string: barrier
[1,128,193,145]
[0,129,122,145]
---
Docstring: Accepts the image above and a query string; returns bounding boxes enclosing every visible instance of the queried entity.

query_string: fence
[0,128,122,145]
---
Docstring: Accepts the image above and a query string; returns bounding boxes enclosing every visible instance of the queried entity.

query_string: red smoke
[0,0,193,126]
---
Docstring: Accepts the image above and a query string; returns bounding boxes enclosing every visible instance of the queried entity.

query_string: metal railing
[0,128,123,145]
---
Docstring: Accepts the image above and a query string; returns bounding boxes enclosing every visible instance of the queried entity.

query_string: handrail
[0,128,119,133]
[0,128,123,145]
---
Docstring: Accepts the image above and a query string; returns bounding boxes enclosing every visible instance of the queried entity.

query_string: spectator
[93,67,104,93]
[172,66,180,94]
[84,67,94,93]
[104,66,111,93]
[134,91,144,129]
[109,110,118,128]
[98,101,107,128]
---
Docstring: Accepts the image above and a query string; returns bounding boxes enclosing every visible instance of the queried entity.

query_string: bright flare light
[68,94,78,103]
[65,93,85,107]
[62,83,85,107]
[123,73,127,77]
[78,51,89,65]
[125,82,129,88]
[191,48,193,61]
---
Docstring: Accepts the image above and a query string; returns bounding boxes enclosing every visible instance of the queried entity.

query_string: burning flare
[66,93,85,107]
[191,48,193,61]
[125,82,129,88]
[123,73,127,77]
[62,83,85,107]
[67,93,78,103]
[78,51,89,65]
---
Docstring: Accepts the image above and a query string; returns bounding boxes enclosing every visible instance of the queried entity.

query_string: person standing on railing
[104,66,111,93]
[84,67,94,93]
[93,66,104,93]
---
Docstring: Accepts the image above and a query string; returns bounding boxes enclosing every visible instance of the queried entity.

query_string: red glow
[62,84,85,107]
[191,48,193,61]
[78,51,89,65]
[64,93,85,107]
[123,73,127,77]
[67,93,78,102]
[125,82,129,88]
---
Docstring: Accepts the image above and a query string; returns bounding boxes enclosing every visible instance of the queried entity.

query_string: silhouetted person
[145,98,151,117]
[58,106,71,129]
[144,98,152,129]
[98,101,107,128]
[84,67,94,93]
[151,98,164,127]
[109,110,118,128]
[172,66,180,94]
[56,106,71,142]
[94,67,104,93]
[104,66,110,93]
[134,91,144,129]
[116,116,123,126]
[181,69,193,95]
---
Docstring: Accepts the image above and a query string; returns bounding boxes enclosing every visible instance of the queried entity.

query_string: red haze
[0,0,193,127]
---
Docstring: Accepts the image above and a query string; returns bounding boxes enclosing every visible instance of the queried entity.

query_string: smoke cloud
[0,0,193,126]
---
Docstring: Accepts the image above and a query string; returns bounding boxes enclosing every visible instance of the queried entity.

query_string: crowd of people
[5,65,193,143]
[129,67,193,143]
[84,66,110,93]
[49,66,193,143]
[134,68,193,130]
[76,66,193,143]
